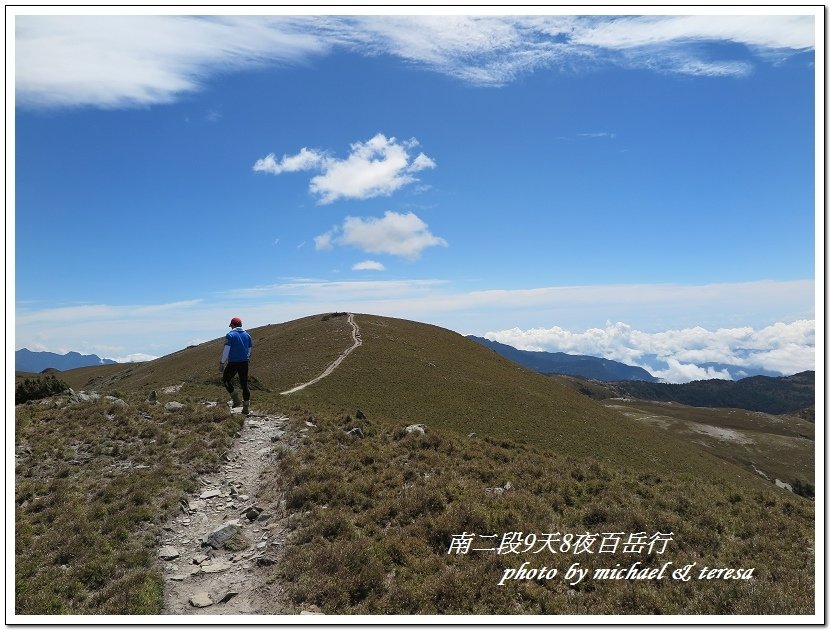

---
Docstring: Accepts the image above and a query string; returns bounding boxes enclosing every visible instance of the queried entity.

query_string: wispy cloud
[315,211,447,259]
[352,260,386,271]
[255,134,435,204]
[15,14,815,109]
[15,15,329,109]
[568,15,813,52]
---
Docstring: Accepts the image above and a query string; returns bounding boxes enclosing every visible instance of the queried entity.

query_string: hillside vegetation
[15,313,815,616]
[560,372,815,415]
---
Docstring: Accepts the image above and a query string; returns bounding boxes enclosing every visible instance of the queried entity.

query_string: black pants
[223,361,250,401]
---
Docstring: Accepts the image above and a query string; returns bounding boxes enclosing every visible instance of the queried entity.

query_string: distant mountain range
[468,336,658,382]
[16,348,117,373]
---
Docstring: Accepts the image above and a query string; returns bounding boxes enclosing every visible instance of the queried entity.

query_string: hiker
[220,316,253,415]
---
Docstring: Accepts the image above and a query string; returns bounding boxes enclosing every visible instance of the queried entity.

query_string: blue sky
[10,10,821,382]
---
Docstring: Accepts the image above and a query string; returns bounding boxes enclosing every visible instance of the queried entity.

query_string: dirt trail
[157,406,298,615]
[157,314,362,614]
[280,313,362,395]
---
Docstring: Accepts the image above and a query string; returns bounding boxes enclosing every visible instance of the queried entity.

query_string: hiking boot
[242,400,250,416]
[230,392,242,407]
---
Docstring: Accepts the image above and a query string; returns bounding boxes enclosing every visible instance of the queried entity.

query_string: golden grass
[266,413,814,614]
[15,394,242,614]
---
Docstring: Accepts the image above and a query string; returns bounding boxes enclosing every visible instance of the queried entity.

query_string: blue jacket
[222,327,253,363]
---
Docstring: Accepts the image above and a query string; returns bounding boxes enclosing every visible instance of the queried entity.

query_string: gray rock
[164,401,185,412]
[775,479,794,492]
[405,424,426,434]
[200,489,221,499]
[205,522,241,549]
[192,553,209,565]
[147,390,158,403]
[245,507,263,521]
[356,409,367,420]
[200,560,233,574]
[347,427,364,438]
[70,392,99,404]
[189,592,214,608]
[158,546,180,560]
[105,396,128,408]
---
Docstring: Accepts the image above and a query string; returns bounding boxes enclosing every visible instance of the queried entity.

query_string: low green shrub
[15,375,70,404]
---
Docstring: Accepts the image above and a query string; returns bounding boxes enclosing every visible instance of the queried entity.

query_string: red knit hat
[229,316,242,328]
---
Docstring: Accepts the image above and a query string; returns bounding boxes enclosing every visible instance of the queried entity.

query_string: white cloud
[313,231,334,251]
[253,147,325,174]
[319,134,434,203]
[409,152,437,172]
[650,359,734,383]
[109,352,158,363]
[484,320,816,383]
[353,260,386,271]
[14,14,815,109]
[255,134,435,203]
[316,211,447,259]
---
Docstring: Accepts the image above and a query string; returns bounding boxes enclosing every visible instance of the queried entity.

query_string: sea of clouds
[484,320,815,383]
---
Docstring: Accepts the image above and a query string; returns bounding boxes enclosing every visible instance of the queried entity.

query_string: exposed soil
[156,405,299,615]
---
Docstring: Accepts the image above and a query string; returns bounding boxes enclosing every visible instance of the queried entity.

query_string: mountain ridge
[570,371,815,415]
[15,348,117,373]
[468,335,657,382]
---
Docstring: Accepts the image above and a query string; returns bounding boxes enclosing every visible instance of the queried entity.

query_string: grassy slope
[59,314,353,394]
[262,315,814,614]
[602,399,815,490]
[16,313,816,615]
[15,393,242,614]
[551,374,815,491]
[276,315,769,486]
[269,416,814,614]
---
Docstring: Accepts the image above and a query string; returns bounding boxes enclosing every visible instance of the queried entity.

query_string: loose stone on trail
[189,592,214,608]
[158,546,180,560]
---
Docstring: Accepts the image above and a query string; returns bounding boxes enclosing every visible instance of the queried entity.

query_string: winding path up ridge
[279,313,362,395]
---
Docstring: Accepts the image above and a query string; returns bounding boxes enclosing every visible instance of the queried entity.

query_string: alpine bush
[15,375,70,404]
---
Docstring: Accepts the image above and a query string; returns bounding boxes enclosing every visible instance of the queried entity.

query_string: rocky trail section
[156,405,300,615]
[280,313,362,395]
[157,315,363,614]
